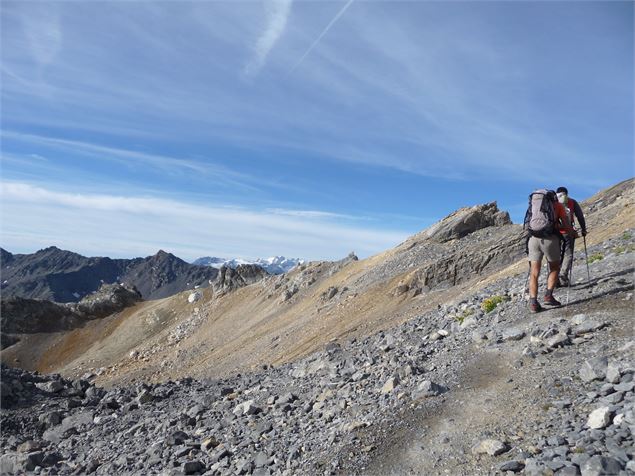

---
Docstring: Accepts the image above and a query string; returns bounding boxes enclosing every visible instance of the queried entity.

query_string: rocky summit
[0,178,634,476]
[0,248,220,303]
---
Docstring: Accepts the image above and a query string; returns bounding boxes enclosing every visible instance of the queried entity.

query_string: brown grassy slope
[3,178,633,386]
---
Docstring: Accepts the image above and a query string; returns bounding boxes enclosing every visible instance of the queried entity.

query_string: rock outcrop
[400,227,525,294]
[73,283,142,319]
[213,265,268,295]
[0,297,80,335]
[0,284,142,349]
[423,202,511,243]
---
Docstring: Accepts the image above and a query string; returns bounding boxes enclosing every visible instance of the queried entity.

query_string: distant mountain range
[193,256,304,275]
[0,247,219,303]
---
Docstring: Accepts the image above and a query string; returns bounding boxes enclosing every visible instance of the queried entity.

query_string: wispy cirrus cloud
[3,1,628,188]
[266,208,360,220]
[1,131,265,192]
[244,0,292,76]
[0,181,408,261]
[21,3,62,67]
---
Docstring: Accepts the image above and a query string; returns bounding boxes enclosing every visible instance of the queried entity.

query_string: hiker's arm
[573,200,587,235]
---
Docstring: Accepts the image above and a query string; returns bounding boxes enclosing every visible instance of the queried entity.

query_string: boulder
[43,411,94,444]
[546,333,570,348]
[35,381,64,393]
[581,455,623,476]
[136,390,154,404]
[381,377,399,394]
[188,292,202,303]
[233,400,261,416]
[587,407,611,429]
[183,460,205,474]
[0,452,42,474]
[167,430,189,445]
[579,357,608,382]
[605,361,621,384]
[502,327,526,342]
[499,460,525,472]
[573,320,606,336]
[471,438,508,456]
[415,380,447,398]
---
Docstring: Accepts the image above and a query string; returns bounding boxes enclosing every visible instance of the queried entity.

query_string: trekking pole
[544,260,550,295]
[566,263,572,307]
[583,235,591,283]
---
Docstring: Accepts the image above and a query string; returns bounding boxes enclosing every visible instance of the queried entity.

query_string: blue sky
[1,1,633,261]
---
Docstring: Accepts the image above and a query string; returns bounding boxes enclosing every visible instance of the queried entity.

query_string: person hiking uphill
[556,186,587,287]
[524,189,575,313]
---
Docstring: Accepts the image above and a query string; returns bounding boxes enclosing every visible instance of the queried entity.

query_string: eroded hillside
[1,219,633,476]
[2,179,633,389]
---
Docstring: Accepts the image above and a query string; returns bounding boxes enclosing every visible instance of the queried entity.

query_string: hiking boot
[529,301,543,313]
[543,295,562,307]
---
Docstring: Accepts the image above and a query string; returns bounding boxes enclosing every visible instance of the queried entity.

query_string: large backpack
[523,189,557,238]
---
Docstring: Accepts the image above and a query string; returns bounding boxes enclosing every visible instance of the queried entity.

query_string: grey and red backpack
[523,189,558,238]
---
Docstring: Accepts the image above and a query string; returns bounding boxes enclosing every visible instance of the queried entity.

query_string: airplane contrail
[291,0,354,72]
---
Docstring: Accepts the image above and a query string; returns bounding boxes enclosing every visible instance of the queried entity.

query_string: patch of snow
[193,256,304,275]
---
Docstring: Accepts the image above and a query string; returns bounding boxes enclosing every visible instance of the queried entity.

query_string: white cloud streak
[265,208,359,220]
[291,0,354,72]
[245,0,292,76]
[22,3,62,67]
[1,131,264,192]
[0,181,409,261]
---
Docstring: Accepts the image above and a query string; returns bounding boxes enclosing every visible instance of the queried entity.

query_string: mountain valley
[1,178,633,476]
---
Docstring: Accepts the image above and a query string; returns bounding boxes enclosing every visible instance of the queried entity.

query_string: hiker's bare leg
[547,261,560,292]
[529,260,541,298]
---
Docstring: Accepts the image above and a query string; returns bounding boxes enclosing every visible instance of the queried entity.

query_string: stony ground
[1,230,633,476]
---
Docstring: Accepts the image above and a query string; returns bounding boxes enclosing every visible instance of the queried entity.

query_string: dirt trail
[365,348,520,475]
[362,285,635,475]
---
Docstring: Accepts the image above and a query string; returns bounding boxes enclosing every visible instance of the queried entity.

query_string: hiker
[524,189,575,313]
[556,186,587,287]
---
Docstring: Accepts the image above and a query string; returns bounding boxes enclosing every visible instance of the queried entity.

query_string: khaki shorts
[528,236,561,263]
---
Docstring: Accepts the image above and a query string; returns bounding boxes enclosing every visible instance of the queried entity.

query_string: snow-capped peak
[192,256,304,275]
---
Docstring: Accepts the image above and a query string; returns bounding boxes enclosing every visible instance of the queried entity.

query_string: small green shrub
[452,308,474,324]
[587,253,604,264]
[622,231,632,240]
[613,244,635,255]
[481,295,508,313]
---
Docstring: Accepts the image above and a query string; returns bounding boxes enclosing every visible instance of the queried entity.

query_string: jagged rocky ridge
[1,231,633,475]
[0,284,142,349]
[422,201,511,243]
[0,248,220,302]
